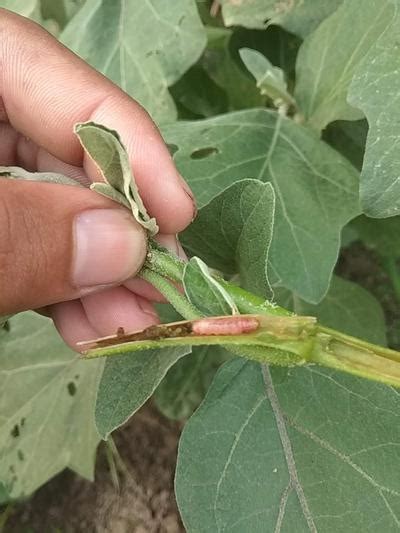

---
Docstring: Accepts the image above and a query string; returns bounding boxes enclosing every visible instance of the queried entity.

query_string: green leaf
[276,276,387,347]
[41,0,85,28]
[183,257,239,316]
[74,121,158,235]
[348,4,400,217]
[201,29,265,111]
[354,216,400,260]
[170,64,228,118]
[0,312,103,500]
[176,358,400,532]
[154,346,230,420]
[95,346,190,438]
[0,166,81,187]
[239,47,295,108]
[61,0,206,123]
[295,0,393,131]
[220,0,344,37]
[181,179,275,298]
[323,119,368,171]
[0,0,41,20]
[164,109,360,303]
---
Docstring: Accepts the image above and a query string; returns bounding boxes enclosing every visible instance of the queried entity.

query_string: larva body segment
[191,316,260,336]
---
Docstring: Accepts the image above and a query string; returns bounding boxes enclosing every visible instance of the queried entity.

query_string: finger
[123,233,187,301]
[2,124,90,184]
[51,300,99,351]
[0,179,146,314]
[81,286,159,337]
[0,9,195,233]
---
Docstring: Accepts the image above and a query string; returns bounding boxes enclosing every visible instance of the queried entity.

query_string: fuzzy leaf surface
[164,109,360,303]
[176,358,400,532]
[183,257,238,316]
[220,0,343,37]
[348,2,400,217]
[75,122,158,235]
[0,313,103,500]
[0,166,81,187]
[61,0,206,122]
[295,0,393,131]
[239,48,294,107]
[182,179,274,298]
[95,346,191,438]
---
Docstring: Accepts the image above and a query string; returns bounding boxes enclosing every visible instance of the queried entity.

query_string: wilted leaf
[181,179,275,298]
[164,109,360,303]
[348,4,400,217]
[95,346,191,438]
[0,313,103,500]
[61,0,206,123]
[220,0,344,37]
[75,122,158,235]
[0,166,80,187]
[183,257,238,316]
[154,346,230,420]
[295,0,393,131]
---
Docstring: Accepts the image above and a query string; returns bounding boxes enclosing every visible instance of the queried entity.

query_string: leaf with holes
[164,109,360,303]
[219,0,344,37]
[0,312,103,500]
[61,0,206,122]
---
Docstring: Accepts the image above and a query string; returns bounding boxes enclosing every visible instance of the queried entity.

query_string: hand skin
[0,9,195,349]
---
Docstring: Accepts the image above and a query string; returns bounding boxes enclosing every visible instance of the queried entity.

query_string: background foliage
[2,1,400,530]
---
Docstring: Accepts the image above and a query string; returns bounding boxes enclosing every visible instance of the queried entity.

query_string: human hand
[0,9,195,349]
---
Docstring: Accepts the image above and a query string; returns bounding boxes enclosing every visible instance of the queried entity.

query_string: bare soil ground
[4,404,184,533]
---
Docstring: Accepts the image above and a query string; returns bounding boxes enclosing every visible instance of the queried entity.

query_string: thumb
[0,179,147,314]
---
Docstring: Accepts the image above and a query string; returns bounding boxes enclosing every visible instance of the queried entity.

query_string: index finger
[0,9,195,233]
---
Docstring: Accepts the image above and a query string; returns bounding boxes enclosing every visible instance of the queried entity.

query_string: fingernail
[178,174,197,218]
[73,209,147,288]
[156,234,187,260]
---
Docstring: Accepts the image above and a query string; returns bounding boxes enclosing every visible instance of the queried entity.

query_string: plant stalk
[141,244,400,388]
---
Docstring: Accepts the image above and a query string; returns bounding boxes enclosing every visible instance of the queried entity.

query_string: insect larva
[191,316,260,336]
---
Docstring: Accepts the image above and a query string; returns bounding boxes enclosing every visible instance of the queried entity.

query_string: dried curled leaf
[74,122,158,236]
[0,166,81,187]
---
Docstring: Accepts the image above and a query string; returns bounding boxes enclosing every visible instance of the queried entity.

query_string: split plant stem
[144,241,400,388]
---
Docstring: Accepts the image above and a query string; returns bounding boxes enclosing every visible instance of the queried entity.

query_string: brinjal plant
[2,1,400,531]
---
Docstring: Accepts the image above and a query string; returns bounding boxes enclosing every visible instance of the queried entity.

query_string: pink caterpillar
[192,316,260,336]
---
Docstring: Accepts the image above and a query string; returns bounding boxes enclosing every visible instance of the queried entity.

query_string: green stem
[142,243,400,388]
[139,267,201,320]
[147,242,185,281]
[310,325,400,388]
[147,244,290,317]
